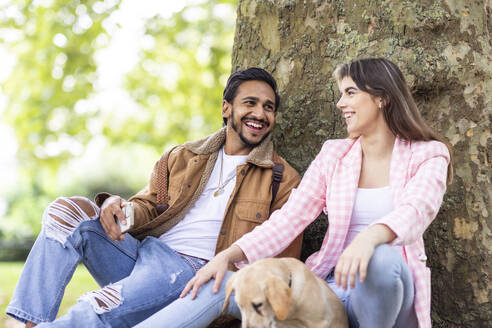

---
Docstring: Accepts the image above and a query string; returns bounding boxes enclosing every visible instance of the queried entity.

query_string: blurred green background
[0,0,236,325]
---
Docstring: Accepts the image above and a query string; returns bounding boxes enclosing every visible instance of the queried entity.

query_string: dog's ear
[265,276,292,321]
[222,273,236,313]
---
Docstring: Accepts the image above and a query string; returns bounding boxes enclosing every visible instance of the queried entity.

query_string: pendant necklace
[213,148,234,197]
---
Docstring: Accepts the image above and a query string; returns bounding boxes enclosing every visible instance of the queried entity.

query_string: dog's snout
[252,302,263,315]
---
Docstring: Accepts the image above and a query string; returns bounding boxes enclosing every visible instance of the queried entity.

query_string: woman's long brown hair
[334,58,453,183]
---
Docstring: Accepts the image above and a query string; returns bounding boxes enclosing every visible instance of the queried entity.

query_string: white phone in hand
[118,202,134,233]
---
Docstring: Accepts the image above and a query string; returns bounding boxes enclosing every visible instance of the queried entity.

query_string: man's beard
[230,107,271,148]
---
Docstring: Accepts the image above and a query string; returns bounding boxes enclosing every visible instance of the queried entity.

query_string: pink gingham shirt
[234,137,450,328]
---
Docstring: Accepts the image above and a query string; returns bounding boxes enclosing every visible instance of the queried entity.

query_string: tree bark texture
[231,0,491,326]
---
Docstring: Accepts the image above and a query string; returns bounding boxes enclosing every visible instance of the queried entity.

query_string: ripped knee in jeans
[79,284,123,314]
[42,196,100,245]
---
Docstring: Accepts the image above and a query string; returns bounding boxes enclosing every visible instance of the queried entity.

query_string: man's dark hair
[222,67,280,125]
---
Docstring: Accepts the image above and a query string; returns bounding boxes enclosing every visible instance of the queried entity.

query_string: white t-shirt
[158,147,248,260]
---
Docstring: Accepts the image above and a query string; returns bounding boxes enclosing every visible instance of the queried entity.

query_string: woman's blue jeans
[135,244,417,328]
[6,219,206,327]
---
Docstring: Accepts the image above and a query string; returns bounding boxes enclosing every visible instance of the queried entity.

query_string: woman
[135,58,452,328]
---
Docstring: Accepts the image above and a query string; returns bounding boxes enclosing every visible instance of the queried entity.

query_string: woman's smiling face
[336,76,385,137]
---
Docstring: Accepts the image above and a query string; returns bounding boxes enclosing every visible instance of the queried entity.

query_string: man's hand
[100,195,128,241]
[180,245,245,300]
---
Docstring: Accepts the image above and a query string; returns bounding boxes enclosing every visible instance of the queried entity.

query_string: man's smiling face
[223,80,276,150]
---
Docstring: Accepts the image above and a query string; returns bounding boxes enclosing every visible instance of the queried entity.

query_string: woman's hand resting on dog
[334,224,396,290]
[180,245,246,300]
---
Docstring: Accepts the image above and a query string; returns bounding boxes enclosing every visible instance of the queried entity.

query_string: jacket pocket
[232,200,270,241]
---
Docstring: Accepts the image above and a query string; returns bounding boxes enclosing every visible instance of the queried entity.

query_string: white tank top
[342,186,395,250]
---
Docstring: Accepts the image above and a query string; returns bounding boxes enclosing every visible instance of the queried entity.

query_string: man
[7,68,302,327]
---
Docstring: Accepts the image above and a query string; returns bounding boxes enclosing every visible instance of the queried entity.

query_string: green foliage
[122,0,236,148]
[2,0,117,170]
[0,0,121,238]
[0,0,237,239]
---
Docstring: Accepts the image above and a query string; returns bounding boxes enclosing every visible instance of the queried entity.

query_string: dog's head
[222,259,293,328]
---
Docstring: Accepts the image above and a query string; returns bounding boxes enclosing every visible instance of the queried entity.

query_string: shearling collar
[183,127,275,168]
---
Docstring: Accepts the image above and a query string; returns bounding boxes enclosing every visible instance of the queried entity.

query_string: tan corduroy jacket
[95,128,302,263]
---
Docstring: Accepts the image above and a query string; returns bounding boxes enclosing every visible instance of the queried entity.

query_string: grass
[0,262,99,328]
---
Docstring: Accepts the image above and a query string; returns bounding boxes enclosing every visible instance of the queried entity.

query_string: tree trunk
[231,0,492,326]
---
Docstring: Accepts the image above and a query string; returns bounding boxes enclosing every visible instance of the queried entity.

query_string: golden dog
[222,258,348,328]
